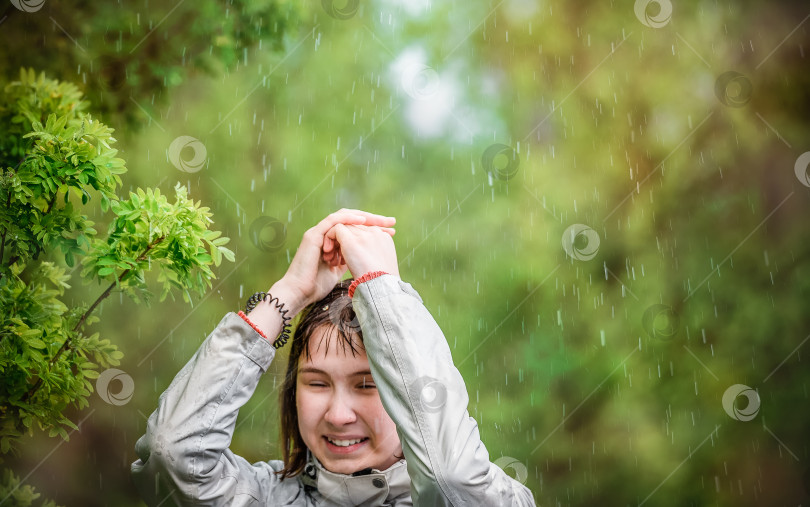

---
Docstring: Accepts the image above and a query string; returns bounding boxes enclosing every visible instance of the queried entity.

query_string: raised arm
[328,225,536,506]
[131,210,396,505]
[131,311,292,505]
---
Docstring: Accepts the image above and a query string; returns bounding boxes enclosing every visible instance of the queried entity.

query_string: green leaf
[219,246,235,262]
[27,338,47,349]
[19,328,42,338]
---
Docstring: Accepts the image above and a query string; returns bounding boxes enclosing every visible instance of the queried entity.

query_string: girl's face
[296,326,402,475]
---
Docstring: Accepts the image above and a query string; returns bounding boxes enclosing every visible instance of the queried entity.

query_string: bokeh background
[2,0,810,505]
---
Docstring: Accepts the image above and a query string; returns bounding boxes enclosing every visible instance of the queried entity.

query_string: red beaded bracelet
[348,271,388,298]
[237,310,268,340]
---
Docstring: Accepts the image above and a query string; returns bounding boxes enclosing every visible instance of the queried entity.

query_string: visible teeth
[328,437,364,447]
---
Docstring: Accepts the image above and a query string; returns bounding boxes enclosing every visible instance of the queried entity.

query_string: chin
[320,455,369,474]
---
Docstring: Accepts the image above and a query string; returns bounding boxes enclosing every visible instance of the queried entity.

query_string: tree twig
[44,192,59,215]
[0,191,12,265]
[22,235,165,401]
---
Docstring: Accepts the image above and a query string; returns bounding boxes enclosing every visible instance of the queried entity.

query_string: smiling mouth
[324,436,369,451]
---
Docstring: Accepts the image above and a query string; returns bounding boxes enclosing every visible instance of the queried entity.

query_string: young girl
[131,209,535,506]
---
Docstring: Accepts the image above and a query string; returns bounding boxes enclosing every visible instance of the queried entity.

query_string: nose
[323,390,357,426]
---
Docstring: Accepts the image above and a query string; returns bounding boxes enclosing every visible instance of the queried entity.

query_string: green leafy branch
[0,70,234,458]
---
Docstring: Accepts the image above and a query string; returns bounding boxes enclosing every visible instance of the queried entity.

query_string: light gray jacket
[131,275,536,506]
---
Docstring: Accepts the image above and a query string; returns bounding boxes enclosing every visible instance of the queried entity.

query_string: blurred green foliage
[0,0,297,127]
[0,469,61,507]
[2,0,810,506]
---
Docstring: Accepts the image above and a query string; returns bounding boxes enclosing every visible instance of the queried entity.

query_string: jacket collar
[300,452,410,506]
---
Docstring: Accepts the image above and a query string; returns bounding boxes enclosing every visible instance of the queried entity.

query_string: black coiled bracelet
[245,292,292,349]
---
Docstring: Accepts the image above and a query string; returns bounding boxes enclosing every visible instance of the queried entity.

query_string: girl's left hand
[272,210,395,315]
[324,223,400,280]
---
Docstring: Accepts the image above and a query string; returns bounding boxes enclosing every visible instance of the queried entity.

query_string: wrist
[348,271,390,298]
[351,261,399,280]
[244,284,298,348]
[267,279,306,318]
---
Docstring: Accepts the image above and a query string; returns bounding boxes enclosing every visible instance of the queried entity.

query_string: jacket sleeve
[352,275,536,507]
[130,312,304,506]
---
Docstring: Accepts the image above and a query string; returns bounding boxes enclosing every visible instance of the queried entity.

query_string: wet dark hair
[275,279,364,479]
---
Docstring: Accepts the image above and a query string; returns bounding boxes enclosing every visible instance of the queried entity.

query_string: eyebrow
[298,367,373,377]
